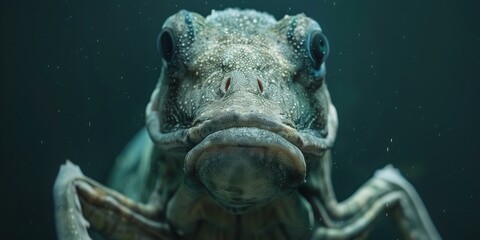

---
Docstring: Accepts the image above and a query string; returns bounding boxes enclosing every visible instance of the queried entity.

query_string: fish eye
[308,30,329,69]
[157,28,176,62]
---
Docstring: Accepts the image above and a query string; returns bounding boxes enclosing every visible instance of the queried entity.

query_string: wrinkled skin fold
[54,9,441,240]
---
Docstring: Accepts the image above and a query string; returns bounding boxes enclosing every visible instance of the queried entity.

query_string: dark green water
[2,0,478,239]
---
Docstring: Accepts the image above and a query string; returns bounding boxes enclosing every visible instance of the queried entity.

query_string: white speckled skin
[54,9,440,240]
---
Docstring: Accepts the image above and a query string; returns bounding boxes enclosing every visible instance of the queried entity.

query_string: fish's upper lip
[188,111,298,145]
[146,86,337,156]
[186,110,336,157]
[148,111,334,157]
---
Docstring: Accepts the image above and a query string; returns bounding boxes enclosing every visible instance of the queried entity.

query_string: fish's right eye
[308,30,329,70]
[157,28,176,63]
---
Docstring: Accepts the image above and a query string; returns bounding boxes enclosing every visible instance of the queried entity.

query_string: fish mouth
[184,126,306,212]
[146,85,337,155]
[178,110,332,213]
[146,88,337,213]
[147,106,336,158]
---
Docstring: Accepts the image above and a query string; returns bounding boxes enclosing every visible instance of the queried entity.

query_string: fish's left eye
[157,27,176,63]
[308,30,329,69]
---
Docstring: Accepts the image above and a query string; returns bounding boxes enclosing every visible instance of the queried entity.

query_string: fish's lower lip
[183,127,306,209]
[184,127,306,188]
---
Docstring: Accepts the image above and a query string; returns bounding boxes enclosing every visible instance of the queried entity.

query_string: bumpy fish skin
[54,9,441,240]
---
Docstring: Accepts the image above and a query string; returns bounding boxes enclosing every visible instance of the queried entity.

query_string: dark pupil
[311,32,326,69]
[160,29,174,62]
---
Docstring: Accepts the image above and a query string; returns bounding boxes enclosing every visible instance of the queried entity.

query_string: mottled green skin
[53,9,441,240]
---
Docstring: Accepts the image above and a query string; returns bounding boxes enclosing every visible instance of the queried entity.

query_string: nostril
[257,79,264,93]
[225,78,231,92]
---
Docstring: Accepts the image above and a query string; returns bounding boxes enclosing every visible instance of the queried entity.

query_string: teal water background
[1,0,478,239]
